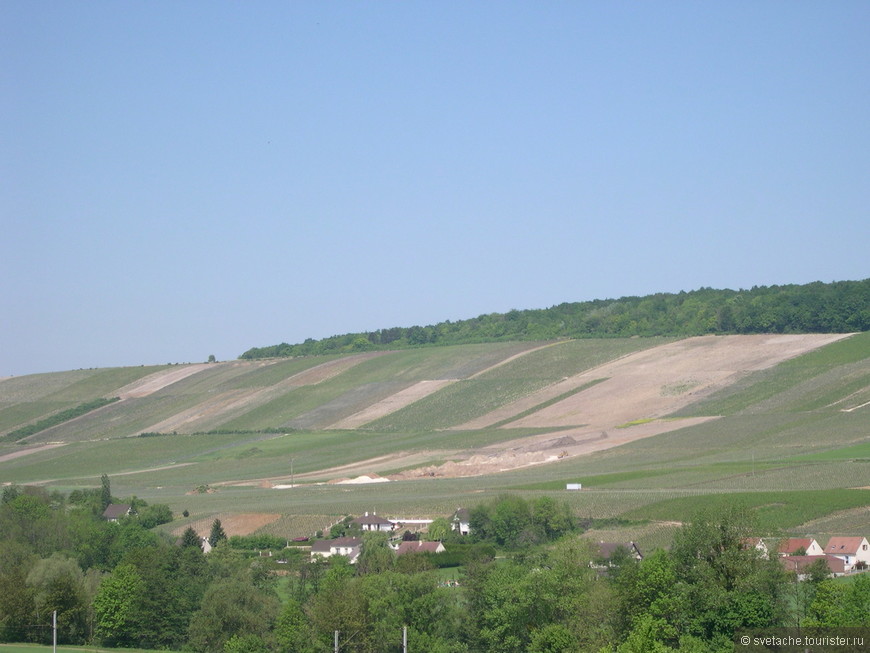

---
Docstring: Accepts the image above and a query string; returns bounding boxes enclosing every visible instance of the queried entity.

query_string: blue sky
[2,2,868,377]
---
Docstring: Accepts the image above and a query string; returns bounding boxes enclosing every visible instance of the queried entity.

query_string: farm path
[0,442,65,464]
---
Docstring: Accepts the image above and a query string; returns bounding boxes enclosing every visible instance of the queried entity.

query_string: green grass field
[0,645,162,653]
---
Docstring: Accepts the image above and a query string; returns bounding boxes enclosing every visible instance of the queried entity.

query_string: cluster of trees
[467,495,576,548]
[3,484,870,652]
[241,280,870,359]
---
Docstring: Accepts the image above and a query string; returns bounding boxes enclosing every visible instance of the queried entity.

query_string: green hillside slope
[1,333,868,548]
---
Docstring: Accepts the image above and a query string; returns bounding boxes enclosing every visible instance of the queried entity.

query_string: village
[199,505,870,580]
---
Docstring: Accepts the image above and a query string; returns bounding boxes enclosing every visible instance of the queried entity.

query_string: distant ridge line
[241,279,870,360]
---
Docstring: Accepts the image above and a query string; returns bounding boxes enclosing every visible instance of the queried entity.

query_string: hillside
[2,331,869,552]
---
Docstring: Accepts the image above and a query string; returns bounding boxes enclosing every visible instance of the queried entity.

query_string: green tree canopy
[209,519,228,547]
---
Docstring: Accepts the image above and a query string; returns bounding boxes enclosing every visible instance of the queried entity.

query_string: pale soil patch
[214,450,458,488]
[324,342,563,429]
[173,512,281,538]
[19,461,197,486]
[161,335,853,485]
[110,462,196,477]
[327,379,457,429]
[116,364,215,399]
[842,399,870,413]
[333,474,391,484]
[466,341,568,379]
[140,388,265,433]
[389,418,718,480]
[138,352,389,433]
[460,334,851,431]
[274,352,389,387]
[0,442,65,464]
[389,334,851,480]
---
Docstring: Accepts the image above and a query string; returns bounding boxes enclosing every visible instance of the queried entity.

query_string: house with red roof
[395,541,446,555]
[823,537,870,572]
[780,555,847,579]
[777,538,824,557]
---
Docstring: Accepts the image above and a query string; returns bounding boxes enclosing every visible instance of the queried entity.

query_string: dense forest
[3,485,869,652]
[241,280,870,359]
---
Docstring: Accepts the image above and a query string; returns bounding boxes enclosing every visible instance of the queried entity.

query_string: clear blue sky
[2,2,868,377]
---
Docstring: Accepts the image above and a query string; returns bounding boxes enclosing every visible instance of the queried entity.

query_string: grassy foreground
[0,646,162,653]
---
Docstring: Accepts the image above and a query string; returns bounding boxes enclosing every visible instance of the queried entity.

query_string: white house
[101,503,132,522]
[452,508,471,535]
[352,512,394,532]
[310,537,362,563]
[824,537,870,572]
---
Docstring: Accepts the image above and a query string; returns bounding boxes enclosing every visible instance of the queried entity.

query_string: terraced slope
[1,333,869,545]
[1,334,856,482]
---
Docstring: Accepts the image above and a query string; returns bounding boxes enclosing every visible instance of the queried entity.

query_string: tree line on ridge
[241,279,870,359]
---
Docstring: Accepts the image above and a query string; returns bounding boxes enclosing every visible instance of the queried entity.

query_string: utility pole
[403,625,408,653]
[53,610,57,653]
[334,630,339,653]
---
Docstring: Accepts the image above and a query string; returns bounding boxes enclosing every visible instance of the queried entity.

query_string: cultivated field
[1,333,868,545]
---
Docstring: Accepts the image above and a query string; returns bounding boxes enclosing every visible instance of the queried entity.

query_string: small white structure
[741,538,769,559]
[452,508,471,535]
[352,512,394,532]
[566,483,582,491]
[310,537,363,563]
